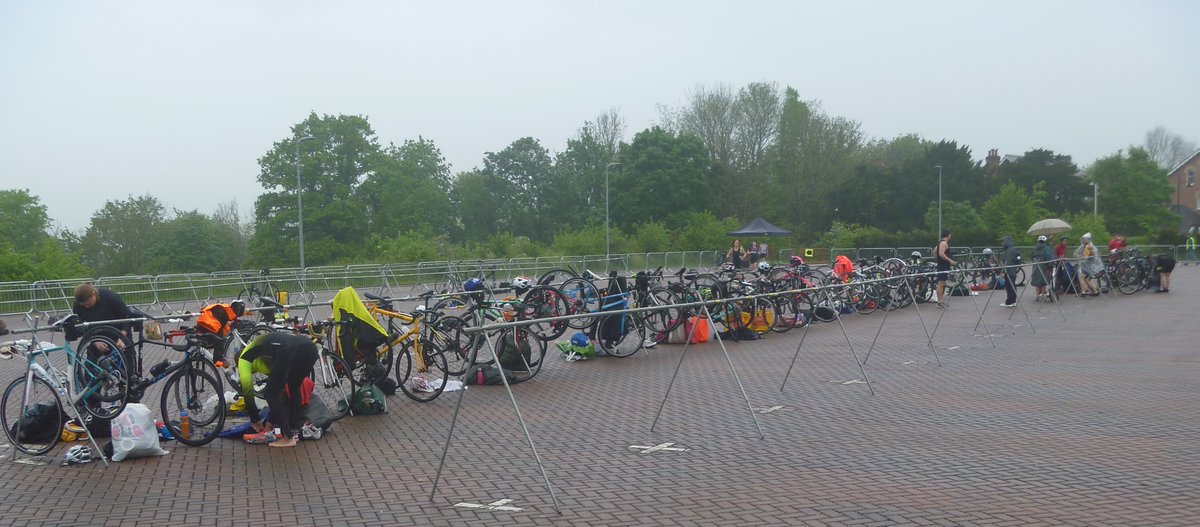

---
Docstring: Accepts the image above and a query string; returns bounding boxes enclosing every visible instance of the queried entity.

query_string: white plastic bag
[109,403,169,462]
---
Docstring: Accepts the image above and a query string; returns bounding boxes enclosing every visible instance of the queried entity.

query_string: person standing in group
[237,331,319,448]
[1107,233,1127,254]
[748,241,760,265]
[1000,235,1020,307]
[1185,229,1197,265]
[1074,233,1102,297]
[935,230,957,308]
[727,239,748,269]
[1154,253,1176,292]
[1030,235,1055,302]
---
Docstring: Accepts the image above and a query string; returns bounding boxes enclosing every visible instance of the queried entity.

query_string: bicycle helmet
[911,251,922,259]
[464,278,484,292]
[62,444,94,466]
[1037,235,1048,243]
[511,276,531,289]
[790,255,805,266]
[230,300,245,317]
[757,260,771,272]
[982,248,993,255]
[570,332,590,348]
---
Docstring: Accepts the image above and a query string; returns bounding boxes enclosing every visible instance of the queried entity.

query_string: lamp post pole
[934,165,943,235]
[295,135,316,270]
[1092,182,1099,216]
[605,162,622,265]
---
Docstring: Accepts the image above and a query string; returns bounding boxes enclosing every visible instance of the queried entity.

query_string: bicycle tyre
[160,367,225,447]
[521,285,570,341]
[498,327,547,382]
[430,315,472,376]
[559,277,602,329]
[313,351,354,420]
[1,374,64,456]
[536,267,578,287]
[73,332,131,420]
[395,341,450,403]
[595,312,646,358]
[1113,262,1140,294]
[638,289,686,333]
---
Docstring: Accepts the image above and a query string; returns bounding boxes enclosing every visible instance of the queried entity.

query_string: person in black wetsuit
[236,332,318,448]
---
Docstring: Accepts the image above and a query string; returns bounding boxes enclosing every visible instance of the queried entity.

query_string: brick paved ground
[0,270,1197,526]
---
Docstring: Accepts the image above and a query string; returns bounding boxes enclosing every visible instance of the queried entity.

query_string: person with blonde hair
[1074,233,1102,296]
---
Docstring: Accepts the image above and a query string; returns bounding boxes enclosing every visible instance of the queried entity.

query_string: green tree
[145,211,242,273]
[450,169,499,243]
[763,89,865,230]
[78,194,167,276]
[358,138,454,241]
[250,113,381,268]
[613,127,715,229]
[480,138,555,241]
[551,123,615,232]
[994,149,1088,213]
[860,133,931,167]
[1087,147,1178,235]
[980,182,1050,244]
[923,199,984,233]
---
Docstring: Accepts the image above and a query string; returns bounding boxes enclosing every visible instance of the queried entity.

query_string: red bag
[685,317,710,344]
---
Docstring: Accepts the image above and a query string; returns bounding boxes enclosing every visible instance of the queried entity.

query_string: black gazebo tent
[727,217,791,237]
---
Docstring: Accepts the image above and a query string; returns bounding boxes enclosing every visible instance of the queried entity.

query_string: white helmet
[757,261,771,272]
[1037,235,1048,243]
[511,276,531,289]
[982,248,993,255]
[62,444,95,466]
[911,251,922,258]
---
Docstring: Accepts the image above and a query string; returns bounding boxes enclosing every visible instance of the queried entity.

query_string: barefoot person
[236,332,318,448]
[935,230,957,307]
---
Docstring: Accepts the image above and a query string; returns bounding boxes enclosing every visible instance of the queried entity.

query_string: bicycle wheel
[312,351,354,420]
[429,315,472,376]
[160,367,224,447]
[1014,267,1026,287]
[395,341,450,403]
[73,333,131,420]
[521,285,570,341]
[1,374,64,456]
[559,277,602,329]
[594,312,646,358]
[641,287,683,334]
[497,327,547,382]
[1113,262,1140,294]
[353,338,394,387]
[746,297,778,335]
[769,296,800,333]
[536,267,578,287]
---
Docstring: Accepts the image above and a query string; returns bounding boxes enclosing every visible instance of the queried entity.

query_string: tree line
[2,82,1193,281]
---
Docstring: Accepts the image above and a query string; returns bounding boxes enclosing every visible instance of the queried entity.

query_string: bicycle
[362,292,456,403]
[1,315,129,456]
[438,289,548,382]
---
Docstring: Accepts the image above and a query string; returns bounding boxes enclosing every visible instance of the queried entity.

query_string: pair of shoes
[1157,288,1169,293]
[642,338,658,349]
[936,302,945,308]
[243,431,277,444]
[1001,303,1015,308]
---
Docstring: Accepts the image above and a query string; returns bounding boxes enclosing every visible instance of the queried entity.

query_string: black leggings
[262,342,318,437]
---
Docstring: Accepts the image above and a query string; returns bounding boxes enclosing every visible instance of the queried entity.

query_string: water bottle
[179,409,190,440]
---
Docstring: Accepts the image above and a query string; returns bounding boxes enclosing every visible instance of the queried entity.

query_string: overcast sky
[2,1,1197,232]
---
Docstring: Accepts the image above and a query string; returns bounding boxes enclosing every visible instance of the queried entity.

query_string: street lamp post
[1092,182,1099,216]
[604,162,622,265]
[295,135,316,270]
[934,165,943,235]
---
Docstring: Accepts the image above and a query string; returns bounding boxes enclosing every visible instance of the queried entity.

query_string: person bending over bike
[237,332,318,448]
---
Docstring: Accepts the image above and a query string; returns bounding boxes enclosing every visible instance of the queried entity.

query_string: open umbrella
[1027,218,1072,236]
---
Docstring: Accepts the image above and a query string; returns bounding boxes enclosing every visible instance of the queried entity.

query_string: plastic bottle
[179,409,190,440]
